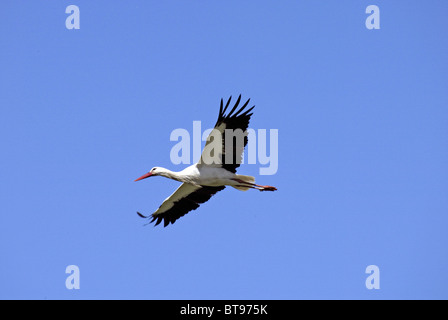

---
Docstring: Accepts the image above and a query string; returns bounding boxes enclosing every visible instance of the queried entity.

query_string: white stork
[135,95,277,227]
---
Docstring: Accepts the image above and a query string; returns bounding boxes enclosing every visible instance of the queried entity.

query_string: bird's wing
[137,183,225,227]
[198,95,254,173]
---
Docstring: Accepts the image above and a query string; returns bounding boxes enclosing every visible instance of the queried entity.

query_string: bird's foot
[259,186,277,192]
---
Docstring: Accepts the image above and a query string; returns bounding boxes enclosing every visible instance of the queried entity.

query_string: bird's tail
[232,175,256,191]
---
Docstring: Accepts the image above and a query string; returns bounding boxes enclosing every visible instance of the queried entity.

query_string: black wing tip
[150,215,174,227]
[138,187,226,229]
[227,95,242,117]
[137,211,147,218]
[218,95,255,121]
[137,211,170,227]
[137,211,176,228]
[221,96,232,116]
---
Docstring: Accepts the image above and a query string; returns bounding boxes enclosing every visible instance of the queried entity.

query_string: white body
[157,165,253,189]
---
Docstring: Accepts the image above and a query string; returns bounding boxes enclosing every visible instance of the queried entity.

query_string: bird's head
[134,167,160,181]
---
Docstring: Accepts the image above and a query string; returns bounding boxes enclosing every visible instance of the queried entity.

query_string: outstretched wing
[137,183,225,227]
[198,95,254,173]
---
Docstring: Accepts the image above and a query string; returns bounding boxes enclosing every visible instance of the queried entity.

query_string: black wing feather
[221,96,232,115]
[138,186,225,227]
[214,95,255,173]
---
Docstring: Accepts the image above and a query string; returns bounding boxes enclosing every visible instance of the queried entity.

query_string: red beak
[134,172,153,182]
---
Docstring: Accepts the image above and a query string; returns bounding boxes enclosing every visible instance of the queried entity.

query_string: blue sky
[1,1,447,299]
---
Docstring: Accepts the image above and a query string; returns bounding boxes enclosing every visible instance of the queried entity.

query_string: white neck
[156,166,198,184]
[157,168,182,181]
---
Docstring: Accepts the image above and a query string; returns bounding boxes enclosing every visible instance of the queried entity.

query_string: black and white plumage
[210,94,254,173]
[135,95,277,227]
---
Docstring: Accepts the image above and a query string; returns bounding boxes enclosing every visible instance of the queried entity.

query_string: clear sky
[1,1,447,300]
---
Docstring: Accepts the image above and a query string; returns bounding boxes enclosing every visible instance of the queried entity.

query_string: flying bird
[135,95,277,227]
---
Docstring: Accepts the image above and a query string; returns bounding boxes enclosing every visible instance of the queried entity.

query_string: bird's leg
[232,179,277,192]
[255,184,277,191]
[235,184,263,190]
